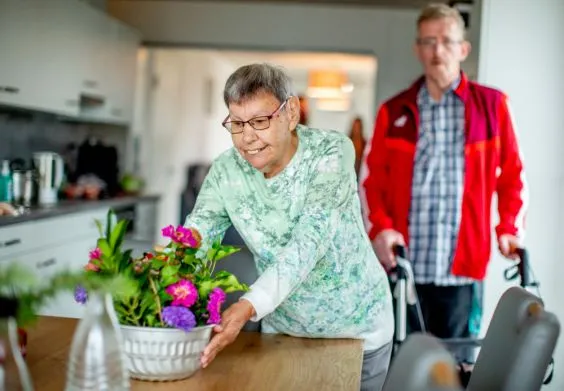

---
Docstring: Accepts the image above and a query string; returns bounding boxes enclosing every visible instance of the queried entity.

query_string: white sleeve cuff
[240,285,277,322]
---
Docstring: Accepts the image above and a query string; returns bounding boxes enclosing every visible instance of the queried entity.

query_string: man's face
[415,17,470,85]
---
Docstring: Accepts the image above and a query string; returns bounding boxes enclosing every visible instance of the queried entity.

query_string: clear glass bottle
[65,292,130,391]
[0,297,34,391]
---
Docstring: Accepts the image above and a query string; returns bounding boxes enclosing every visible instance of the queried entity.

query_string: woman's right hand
[372,229,405,271]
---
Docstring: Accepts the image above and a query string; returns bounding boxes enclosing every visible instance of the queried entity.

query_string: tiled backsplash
[0,108,128,170]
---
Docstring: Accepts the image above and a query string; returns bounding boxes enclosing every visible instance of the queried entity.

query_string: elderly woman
[185,63,394,391]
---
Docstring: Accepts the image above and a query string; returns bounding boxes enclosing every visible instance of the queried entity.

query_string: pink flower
[161,225,199,248]
[84,261,100,272]
[206,288,226,325]
[89,247,101,260]
[165,279,198,308]
[85,247,102,272]
[161,225,175,238]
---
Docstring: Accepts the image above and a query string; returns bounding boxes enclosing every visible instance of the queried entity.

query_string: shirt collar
[418,76,461,105]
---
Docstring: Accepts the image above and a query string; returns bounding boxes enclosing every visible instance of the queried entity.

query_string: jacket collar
[401,71,470,105]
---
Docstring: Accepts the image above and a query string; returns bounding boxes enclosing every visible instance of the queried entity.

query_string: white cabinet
[8,237,94,318]
[0,0,140,124]
[0,208,107,261]
[106,25,140,124]
[0,207,110,318]
[0,3,78,116]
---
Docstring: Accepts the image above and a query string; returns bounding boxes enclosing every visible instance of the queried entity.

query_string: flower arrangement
[76,210,248,332]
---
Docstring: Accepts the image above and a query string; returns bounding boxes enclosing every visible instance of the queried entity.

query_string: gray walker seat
[383,333,463,391]
[466,286,559,391]
[390,245,559,389]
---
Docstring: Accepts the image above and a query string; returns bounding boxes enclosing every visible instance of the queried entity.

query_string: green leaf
[145,314,156,327]
[97,238,112,258]
[160,264,181,287]
[94,219,104,237]
[197,280,215,299]
[213,245,241,262]
[109,219,129,252]
[215,274,248,293]
[150,259,166,270]
[105,209,113,240]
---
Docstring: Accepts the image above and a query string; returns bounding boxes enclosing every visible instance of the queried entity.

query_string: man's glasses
[417,37,462,51]
[222,99,288,134]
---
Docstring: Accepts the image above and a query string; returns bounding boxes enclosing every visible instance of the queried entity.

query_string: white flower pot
[120,324,213,381]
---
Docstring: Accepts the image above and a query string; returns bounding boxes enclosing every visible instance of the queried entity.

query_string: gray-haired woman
[185,63,394,390]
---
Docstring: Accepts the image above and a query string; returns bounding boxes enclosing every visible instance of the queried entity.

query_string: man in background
[360,3,528,360]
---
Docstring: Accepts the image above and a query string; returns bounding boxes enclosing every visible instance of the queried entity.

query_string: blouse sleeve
[241,136,357,321]
[184,163,232,246]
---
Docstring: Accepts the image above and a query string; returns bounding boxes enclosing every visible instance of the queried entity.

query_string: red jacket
[361,73,528,280]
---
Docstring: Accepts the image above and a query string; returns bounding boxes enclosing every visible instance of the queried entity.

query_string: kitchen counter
[26,316,363,391]
[0,194,159,227]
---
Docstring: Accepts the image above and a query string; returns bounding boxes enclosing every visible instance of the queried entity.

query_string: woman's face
[228,91,299,178]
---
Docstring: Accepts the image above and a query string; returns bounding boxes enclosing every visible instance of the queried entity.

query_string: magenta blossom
[89,247,101,260]
[206,288,226,325]
[161,225,175,238]
[162,306,196,332]
[85,247,102,271]
[165,279,198,308]
[161,225,198,247]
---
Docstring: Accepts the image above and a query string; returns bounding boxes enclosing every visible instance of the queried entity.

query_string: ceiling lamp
[307,69,354,98]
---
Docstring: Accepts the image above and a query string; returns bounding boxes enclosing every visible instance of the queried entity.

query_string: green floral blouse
[185,125,393,350]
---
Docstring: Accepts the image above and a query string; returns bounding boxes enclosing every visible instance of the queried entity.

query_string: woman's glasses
[222,99,288,134]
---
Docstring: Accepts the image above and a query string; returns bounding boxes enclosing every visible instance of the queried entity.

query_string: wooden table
[26,317,363,391]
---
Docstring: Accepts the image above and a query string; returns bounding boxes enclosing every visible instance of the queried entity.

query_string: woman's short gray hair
[223,63,295,106]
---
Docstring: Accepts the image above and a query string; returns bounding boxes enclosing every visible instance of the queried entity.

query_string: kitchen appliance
[33,152,64,206]
[12,170,24,204]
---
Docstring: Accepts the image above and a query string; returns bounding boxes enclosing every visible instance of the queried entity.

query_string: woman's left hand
[200,300,255,368]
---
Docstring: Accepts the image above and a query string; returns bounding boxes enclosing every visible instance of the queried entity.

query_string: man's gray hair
[223,63,295,106]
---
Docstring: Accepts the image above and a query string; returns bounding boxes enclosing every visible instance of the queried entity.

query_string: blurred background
[1,0,563,388]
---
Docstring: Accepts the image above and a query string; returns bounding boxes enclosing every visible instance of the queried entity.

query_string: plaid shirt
[408,80,475,286]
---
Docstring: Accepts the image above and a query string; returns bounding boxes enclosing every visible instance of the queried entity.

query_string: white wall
[108,0,482,117]
[477,1,564,388]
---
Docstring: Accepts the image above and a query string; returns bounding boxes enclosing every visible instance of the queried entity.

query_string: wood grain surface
[26,316,363,391]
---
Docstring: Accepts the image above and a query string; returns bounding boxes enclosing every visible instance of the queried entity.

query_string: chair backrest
[383,333,462,391]
[467,286,560,391]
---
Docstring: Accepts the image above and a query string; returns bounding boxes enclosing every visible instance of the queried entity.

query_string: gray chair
[213,245,261,332]
[466,286,560,391]
[383,333,463,391]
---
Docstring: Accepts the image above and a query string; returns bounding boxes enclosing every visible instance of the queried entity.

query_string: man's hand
[372,229,405,271]
[200,300,255,368]
[498,234,521,260]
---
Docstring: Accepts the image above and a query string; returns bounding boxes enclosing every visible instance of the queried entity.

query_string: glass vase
[65,292,130,391]
[0,297,34,391]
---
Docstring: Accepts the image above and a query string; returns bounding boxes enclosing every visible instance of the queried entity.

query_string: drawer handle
[0,238,22,248]
[36,258,56,269]
[4,86,20,94]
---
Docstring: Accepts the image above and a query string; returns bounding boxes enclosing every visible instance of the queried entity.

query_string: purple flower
[206,288,226,325]
[162,306,197,332]
[74,285,88,304]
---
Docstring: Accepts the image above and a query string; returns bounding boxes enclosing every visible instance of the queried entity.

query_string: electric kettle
[33,152,64,205]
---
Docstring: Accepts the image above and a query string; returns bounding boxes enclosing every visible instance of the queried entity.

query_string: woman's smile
[245,145,267,156]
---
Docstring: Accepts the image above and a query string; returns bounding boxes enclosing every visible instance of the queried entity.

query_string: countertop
[0,194,159,227]
[26,316,363,391]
